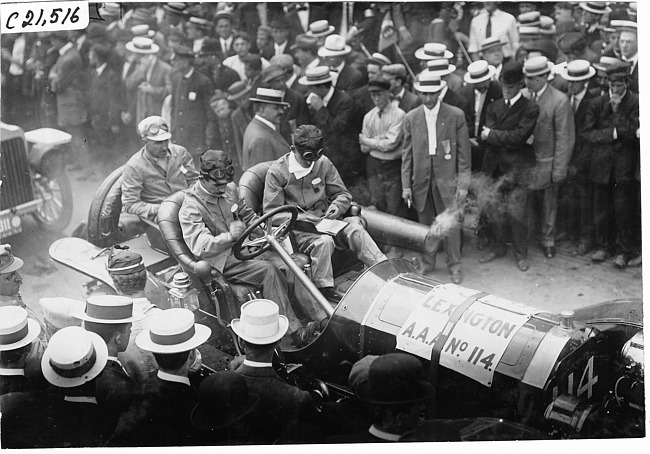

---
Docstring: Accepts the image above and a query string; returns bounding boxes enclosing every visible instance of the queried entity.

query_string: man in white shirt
[214,10,236,58]
[468,2,519,61]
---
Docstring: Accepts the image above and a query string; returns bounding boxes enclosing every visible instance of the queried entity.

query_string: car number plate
[0,213,22,238]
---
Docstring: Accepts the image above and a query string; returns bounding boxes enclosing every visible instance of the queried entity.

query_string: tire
[32,171,73,232]
[86,165,124,247]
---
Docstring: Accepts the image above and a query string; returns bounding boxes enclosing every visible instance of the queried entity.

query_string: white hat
[231,299,288,345]
[136,308,211,353]
[130,24,155,38]
[298,66,334,86]
[425,58,456,76]
[75,295,145,324]
[560,59,596,81]
[523,55,553,77]
[41,326,108,388]
[40,297,85,330]
[125,36,160,54]
[249,87,290,106]
[138,115,171,141]
[0,306,41,351]
[464,61,496,84]
[306,20,335,38]
[579,2,611,15]
[317,34,351,57]
[414,43,453,61]
[414,72,447,93]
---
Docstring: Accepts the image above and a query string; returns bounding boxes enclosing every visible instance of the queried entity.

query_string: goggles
[299,147,324,162]
[205,165,235,181]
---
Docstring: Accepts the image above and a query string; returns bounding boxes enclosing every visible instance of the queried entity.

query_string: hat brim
[427,64,457,76]
[579,3,612,15]
[306,26,335,38]
[414,80,447,93]
[1,256,23,274]
[560,65,596,81]
[464,65,496,84]
[298,74,333,85]
[191,393,259,431]
[318,45,352,57]
[135,323,211,353]
[414,48,454,60]
[248,98,290,106]
[0,318,41,351]
[125,42,160,54]
[227,89,252,101]
[480,42,507,53]
[41,331,108,388]
[230,315,289,345]
[524,61,554,77]
[144,131,172,141]
[75,311,145,324]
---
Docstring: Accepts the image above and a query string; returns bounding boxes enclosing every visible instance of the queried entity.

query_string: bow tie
[297,4,308,11]
[330,68,340,73]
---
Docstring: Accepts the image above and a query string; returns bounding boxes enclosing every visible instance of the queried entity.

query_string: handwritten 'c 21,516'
[1,1,90,34]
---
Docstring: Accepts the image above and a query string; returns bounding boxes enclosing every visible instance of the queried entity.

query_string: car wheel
[32,171,73,232]
[86,165,124,247]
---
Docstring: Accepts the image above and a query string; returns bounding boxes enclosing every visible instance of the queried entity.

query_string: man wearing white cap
[0,306,42,395]
[121,115,199,221]
[317,34,364,93]
[523,56,575,260]
[401,73,471,284]
[231,299,317,443]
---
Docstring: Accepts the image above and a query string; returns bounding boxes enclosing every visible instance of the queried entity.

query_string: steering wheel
[233,205,298,261]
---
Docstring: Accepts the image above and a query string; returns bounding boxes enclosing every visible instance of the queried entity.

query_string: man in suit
[169,44,215,165]
[616,21,638,93]
[214,10,236,58]
[261,17,293,61]
[299,66,362,184]
[292,34,321,77]
[260,65,308,143]
[582,62,639,267]
[270,53,306,95]
[556,60,599,257]
[523,56,575,259]
[401,72,471,284]
[0,306,41,395]
[195,38,241,92]
[479,61,539,272]
[111,308,210,446]
[425,58,472,128]
[283,2,328,37]
[459,60,502,172]
[242,87,290,169]
[317,34,364,94]
[228,82,254,168]
[232,299,319,444]
[381,64,421,113]
[75,295,142,438]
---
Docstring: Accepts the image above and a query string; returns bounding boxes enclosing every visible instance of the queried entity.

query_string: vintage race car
[50,161,644,440]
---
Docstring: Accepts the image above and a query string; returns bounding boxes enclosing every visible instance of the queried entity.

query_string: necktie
[505,99,510,108]
[486,12,493,38]
[571,96,579,114]
[378,109,384,119]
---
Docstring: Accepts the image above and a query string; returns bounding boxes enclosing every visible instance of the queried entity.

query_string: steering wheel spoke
[233,205,298,261]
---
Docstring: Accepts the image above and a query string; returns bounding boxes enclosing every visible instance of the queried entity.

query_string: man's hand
[402,188,413,208]
[457,188,468,201]
[121,111,133,125]
[324,205,340,219]
[229,220,246,241]
[307,92,324,111]
[138,82,155,94]
[469,138,479,148]
[480,127,490,141]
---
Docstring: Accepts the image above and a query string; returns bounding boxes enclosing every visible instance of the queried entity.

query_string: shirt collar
[609,88,627,100]
[108,356,123,366]
[64,396,98,404]
[509,91,522,106]
[157,370,191,386]
[334,61,345,73]
[368,425,402,441]
[243,359,273,368]
[395,87,406,99]
[574,86,588,102]
[196,180,224,203]
[323,86,335,107]
[183,67,195,79]
[288,152,314,179]
[221,35,233,46]
[96,62,107,76]
[59,42,74,56]
[274,41,288,53]
[255,114,276,131]
[0,367,25,376]
[286,72,298,88]
[440,84,449,99]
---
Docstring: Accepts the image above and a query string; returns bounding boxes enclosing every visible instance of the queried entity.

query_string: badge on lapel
[311,177,321,193]
[442,139,452,160]
[188,92,197,101]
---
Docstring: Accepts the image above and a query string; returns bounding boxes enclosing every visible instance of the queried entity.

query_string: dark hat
[555,18,579,35]
[191,371,259,431]
[270,17,291,30]
[226,81,252,101]
[86,23,108,41]
[173,44,195,59]
[290,34,318,52]
[168,28,188,42]
[262,65,286,83]
[557,32,587,54]
[242,53,262,71]
[257,25,272,37]
[606,61,631,80]
[500,60,525,85]
[367,78,391,92]
[107,250,145,275]
[0,244,23,274]
[524,38,559,62]
[197,38,222,56]
[200,149,235,184]
[111,27,134,43]
[356,353,433,405]
[348,355,379,394]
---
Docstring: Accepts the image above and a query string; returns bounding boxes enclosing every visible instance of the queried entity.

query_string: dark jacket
[334,63,365,93]
[88,65,123,131]
[568,89,600,176]
[398,88,422,113]
[458,81,503,139]
[95,360,135,437]
[443,88,473,134]
[279,87,309,143]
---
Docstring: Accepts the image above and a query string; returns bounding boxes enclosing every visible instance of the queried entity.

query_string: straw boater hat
[39,297,85,332]
[230,299,288,345]
[0,306,41,351]
[523,55,554,77]
[518,11,541,27]
[610,20,637,34]
[464,60,496,84]
[136,308,211,354]
[249,88,290,106]
[415,43,454,61]
[426,58,456,76]
[163,3,189,16]
[306,20,335,38]
[519,26,541,40]
[480,36,506,53]
[226,81,252,101]
[187,16,212,32]
[0,244,23,274]
[560,59,596,81]
[75,295,145,324]
[366,52,391,67]
[131,24,155,38]
[41,326,108,388]
[414,72,447,93]
[317,34,351,57]
[579,2,611,15]
[299,66,334,86]
[593,55,624,72]
[539,16,556,36]
[125,36,160,54]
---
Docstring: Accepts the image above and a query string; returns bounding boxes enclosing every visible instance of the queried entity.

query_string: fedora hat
[249,88,290,106]
[261,65,286,83]
[0,306,41,351]
[125,36,160,54]
[231,299,288,345]
[366,52,391,67]
[318,34,351,57]
[426,58,456,76]
[41,326,108,388]
[560,59,596,81]
[136,308,211,353]
[270,17,291,30]
[579,2,611,15]
[197,38,222,57]
[299,66,333,86]
[191,371,259,431]
[75,295,144,324]
[415,43,454,61]
[414,72,447,93]
[480,36,506,53]
[227,81,252,101]
[0,244,23,274]
[523,55,553,77]
[356,353,433,404]
[606,61,631,81]
[306,20,335,38]
[500,60,525,85]
[464,60,496,84]
[138,115,171,141]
